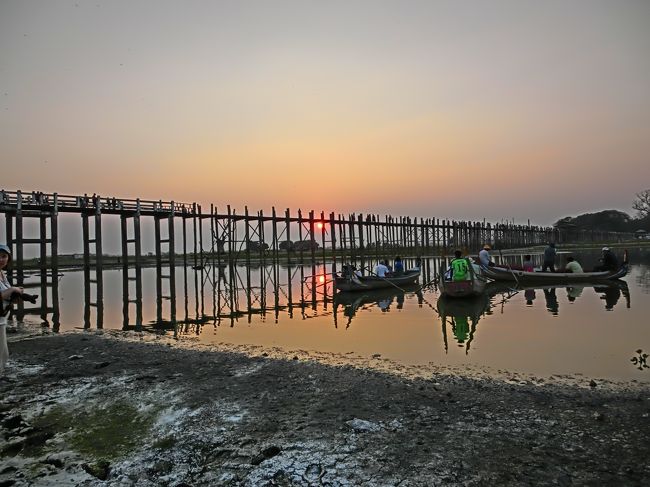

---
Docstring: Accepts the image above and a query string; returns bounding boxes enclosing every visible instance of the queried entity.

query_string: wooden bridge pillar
[120,200,143,330]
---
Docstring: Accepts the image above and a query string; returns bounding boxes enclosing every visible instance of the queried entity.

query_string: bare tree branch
[632,189,650,218]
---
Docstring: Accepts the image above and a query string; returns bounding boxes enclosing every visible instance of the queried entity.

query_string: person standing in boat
[542,243,557,272]
[564,256,583,273]
[393,256,404,275]
[478,244,494,268]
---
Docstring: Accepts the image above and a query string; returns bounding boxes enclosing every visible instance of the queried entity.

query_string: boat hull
[482,265,628,284]
[334,270,420,292]
[439,275,487,298]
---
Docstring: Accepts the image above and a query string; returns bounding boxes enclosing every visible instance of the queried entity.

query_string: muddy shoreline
[1,326,649,486]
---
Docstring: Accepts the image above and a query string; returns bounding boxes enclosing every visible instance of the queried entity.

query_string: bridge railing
[0,189,198,214]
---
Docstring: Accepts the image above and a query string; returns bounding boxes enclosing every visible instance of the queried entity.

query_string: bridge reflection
[4,257,632,356]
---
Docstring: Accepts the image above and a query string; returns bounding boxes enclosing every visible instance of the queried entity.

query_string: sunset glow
[1,1,648,225]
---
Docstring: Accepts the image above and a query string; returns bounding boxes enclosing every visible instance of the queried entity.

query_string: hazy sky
[1,0,649,225]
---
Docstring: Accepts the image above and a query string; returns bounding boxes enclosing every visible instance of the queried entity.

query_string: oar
[365,268,408,293]
[498,248,520,287]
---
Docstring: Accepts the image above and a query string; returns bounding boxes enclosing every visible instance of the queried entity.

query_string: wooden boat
[438,263,487,298]
[333,269,420,292]
[481,264,628,284]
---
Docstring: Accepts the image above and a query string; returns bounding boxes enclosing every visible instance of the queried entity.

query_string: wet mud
[1,327,649,486]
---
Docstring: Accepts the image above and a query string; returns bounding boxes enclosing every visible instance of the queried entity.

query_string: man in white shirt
[375,260,390,277]
[478,244,493,268]
[564,256,583,273]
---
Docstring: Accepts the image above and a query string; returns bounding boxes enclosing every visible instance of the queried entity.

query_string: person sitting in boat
[564,256,583,273]
[450,250,470,281]
[594,247,619,272]
[542,242,557,272]
[375,260,390,278]
[523,255,534,272]
[393,256,404,275]
[478,244,494,268]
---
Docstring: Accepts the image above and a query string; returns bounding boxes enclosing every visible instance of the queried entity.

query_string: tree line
[554,189,650,233]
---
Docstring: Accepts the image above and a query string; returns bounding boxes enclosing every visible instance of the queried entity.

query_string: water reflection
[333,285,423,328]
[9,250,650,380]
[433,280,631,351]
[437,294,491,353]
[485,280,630,311]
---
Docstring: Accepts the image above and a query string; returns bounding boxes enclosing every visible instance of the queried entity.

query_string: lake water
[13,248,650,382]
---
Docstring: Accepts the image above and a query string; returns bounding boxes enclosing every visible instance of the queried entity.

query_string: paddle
[364,267,409,293]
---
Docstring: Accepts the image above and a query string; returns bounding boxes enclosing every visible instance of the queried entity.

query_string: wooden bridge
[0,189,632,329]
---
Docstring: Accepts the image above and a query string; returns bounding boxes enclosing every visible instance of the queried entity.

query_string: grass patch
[33,401,156,460]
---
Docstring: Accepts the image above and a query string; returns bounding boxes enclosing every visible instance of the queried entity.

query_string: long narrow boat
[481,264,628,284]
[439,263,487,298]
[334,269,421,292]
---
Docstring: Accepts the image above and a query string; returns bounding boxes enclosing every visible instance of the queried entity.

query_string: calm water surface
[19,248,650,381]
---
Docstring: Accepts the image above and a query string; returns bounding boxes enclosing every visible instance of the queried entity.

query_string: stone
[346,418,382,432]
[82,460,111,481]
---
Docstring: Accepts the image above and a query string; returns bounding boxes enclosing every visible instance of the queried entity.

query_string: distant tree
[632,189,650,219]
[554,210,632,232]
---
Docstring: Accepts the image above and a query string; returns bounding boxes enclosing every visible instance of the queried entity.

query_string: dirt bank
[1,326,649,486]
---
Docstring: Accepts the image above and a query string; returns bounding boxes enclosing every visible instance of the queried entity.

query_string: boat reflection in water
[333,285,423,328]
[437,293,491,354]
[490,280,629,310]
[436,279,631,352]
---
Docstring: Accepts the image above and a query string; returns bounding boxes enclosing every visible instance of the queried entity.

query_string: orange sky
[1,0,649,225]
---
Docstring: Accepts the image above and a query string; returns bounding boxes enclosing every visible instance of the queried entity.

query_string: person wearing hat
[595,247,619,272]
[478,244,494,268]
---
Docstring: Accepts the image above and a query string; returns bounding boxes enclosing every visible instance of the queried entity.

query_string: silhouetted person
[524,288,536,306]
[393,256,404,275]
[542,243,556,272]
[594,247,619,272]
[595,286,621,310]
[543,288,559,315]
